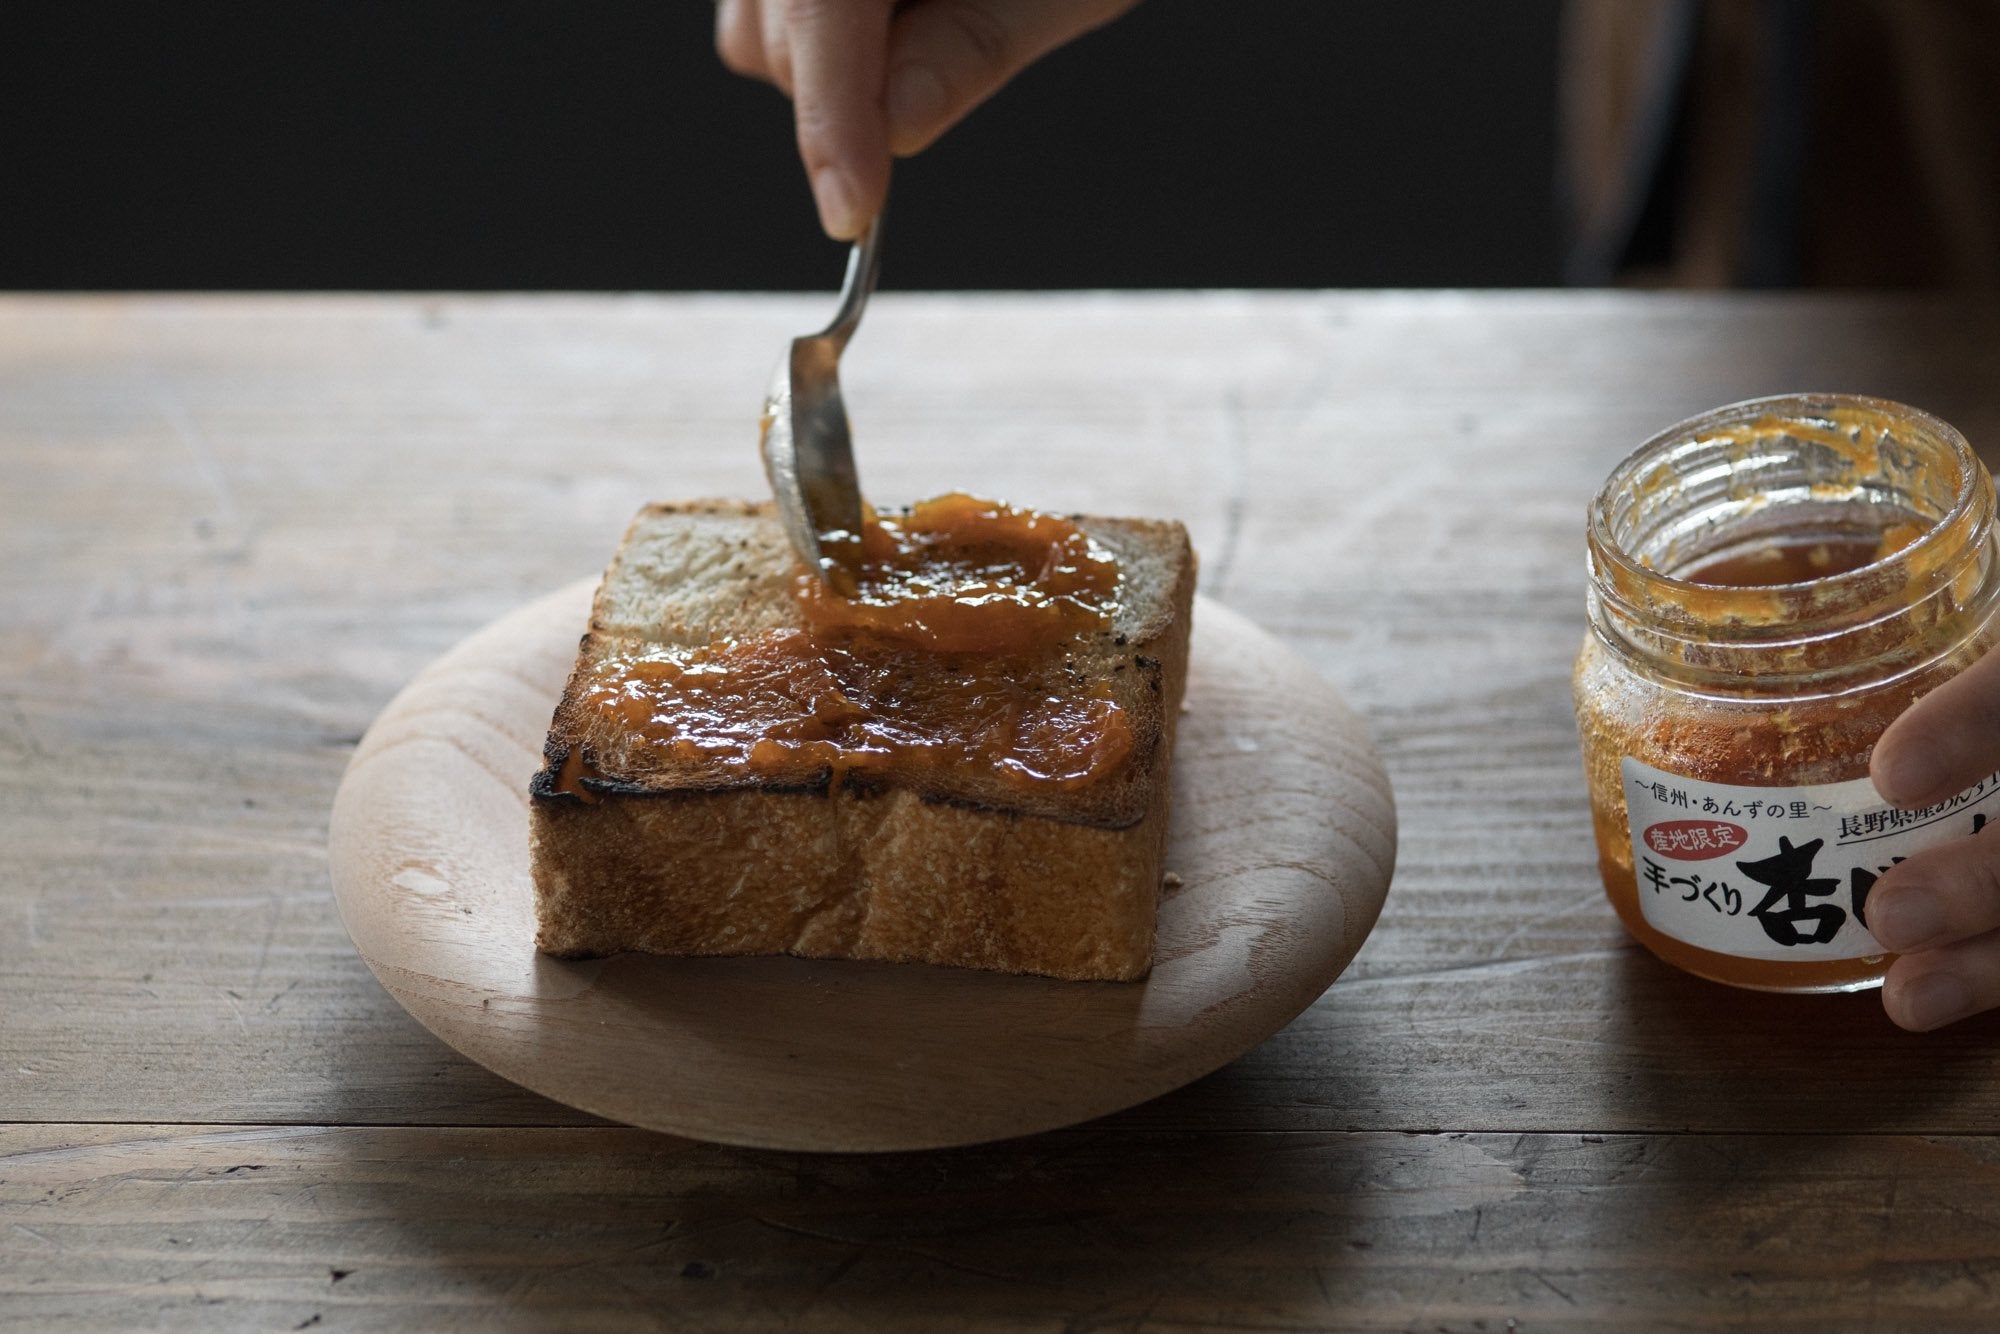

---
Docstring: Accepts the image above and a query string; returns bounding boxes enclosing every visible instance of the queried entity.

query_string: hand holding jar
[1869,654,2000,1029]
[1575,395,2000,1022]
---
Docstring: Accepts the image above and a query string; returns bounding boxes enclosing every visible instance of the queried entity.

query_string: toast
[528,498,1196,981]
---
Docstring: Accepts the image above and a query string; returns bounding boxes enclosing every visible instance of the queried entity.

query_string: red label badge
[1641,819,1749,861]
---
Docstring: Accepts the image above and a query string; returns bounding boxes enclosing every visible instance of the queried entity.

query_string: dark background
[1,1,1566,291]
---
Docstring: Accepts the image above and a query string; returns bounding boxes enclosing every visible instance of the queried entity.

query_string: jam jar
[1574,394,2000,992]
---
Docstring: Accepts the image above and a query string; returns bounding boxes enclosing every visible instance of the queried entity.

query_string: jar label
[1621,758,2000,961]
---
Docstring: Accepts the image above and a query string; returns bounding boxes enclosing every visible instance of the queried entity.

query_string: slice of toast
[528,499,1195,981]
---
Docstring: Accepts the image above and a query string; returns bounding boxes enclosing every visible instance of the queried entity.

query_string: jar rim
[1588,392,1984,604]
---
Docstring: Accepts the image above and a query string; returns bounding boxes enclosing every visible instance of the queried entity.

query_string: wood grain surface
[327,583,1393,1150]
[7,292,2000,1328]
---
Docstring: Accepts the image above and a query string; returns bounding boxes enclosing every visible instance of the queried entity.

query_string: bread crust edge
[526,503,1195,982]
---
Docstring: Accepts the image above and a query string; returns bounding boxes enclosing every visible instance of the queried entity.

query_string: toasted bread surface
[529,500,1195,981]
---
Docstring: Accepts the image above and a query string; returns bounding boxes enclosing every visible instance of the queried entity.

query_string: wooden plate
[329,582,1396,1152]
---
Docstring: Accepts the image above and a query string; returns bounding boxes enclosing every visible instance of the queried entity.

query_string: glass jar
[1575,394,2000,993]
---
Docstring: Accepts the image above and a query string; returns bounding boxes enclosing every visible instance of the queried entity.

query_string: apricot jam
[797,493,1120,652]
[565,495,1130,794]
[1574,395,2000,993]
[1679,529,1923,587]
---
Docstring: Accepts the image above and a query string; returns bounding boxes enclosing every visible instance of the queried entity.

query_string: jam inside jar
[1574,395,2000,992]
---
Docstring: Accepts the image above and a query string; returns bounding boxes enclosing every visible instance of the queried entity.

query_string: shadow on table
[309,958,2000,1326]
[316,1071,2000,1326]
[1600,945,2000,1134]
[316,1113,1522,1326]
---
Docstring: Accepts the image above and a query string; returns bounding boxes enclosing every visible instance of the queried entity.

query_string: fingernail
[1869,885,1947,951]
[812,167,864,240]
[887,64,946,153]
[1899,969,1975,1031]
[1873,746,1946,807]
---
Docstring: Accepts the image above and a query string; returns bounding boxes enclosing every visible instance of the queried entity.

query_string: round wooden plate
[329,582,1396,1152]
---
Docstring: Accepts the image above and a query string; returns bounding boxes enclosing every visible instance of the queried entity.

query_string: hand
[715,0,1141,239]
[1867,646,2000,1029]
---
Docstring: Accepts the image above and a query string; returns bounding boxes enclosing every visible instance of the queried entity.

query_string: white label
[1622,758,2000,961]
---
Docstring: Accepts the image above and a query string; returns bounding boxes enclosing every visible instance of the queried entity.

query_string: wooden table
[7,292,2000,1331]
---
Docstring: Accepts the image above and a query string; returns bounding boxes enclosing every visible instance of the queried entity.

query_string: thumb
[884,0,1143,156]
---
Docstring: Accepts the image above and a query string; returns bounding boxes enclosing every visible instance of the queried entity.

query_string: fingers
[884,0,1143,156]
[1884,930,2000,1030]
[715,0,771,83]
[1866,823,2000,956]
[761,0,796,93]
[716,0,802,93]
[1869,816,2000,1030]
[1868,646,2000,1029]
[717,0,884,237]
[718,0,1146,238]
[788,0,897,238]
[1872,644,2000,807]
